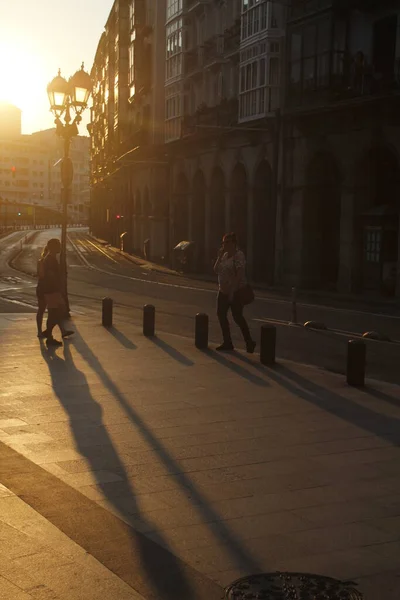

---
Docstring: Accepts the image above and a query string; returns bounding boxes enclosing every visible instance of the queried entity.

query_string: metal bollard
[102,297,113,328]
[260,324,276,366]
[195,313,209,349]
[347,339,366,387]
[143,304,155,337]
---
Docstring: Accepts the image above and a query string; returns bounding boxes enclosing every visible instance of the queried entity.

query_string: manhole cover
[224,572,363,599]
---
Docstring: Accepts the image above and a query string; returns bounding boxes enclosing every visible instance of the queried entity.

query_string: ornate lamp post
[47,64,92,315]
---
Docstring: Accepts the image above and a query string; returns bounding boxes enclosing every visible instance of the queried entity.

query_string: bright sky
[0,0,113,134]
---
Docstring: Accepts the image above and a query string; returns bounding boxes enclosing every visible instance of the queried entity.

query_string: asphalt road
[1,228,400,385]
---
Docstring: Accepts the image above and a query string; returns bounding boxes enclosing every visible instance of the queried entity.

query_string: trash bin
[173,241,195,272]
[143,238,151,261]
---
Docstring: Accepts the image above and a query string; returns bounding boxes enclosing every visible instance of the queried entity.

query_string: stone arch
[174,173,189,244]
[303,152,341,289]
[253,159,274,283]
[209,167,226,254]
[192,169,206,270]
[230,163,248,251]
[354,146,400,293]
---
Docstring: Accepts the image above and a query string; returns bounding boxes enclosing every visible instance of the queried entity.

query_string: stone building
[90,0,168,258]
[167,0,286,280]
[280,0,400,297]
[90,0,287,275]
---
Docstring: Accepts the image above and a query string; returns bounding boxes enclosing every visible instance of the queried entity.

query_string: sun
[0,40,47,125]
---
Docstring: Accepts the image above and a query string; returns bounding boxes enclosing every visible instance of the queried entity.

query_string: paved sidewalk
[0,482,145,600]
[0,312,400,599]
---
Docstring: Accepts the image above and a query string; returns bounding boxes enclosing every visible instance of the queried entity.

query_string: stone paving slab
[0,484,146,600]
[0,313,400,598]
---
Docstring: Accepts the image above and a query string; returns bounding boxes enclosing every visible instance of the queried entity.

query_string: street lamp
[47,64,92,315]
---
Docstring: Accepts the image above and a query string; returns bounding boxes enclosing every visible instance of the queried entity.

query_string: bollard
[347,339,366,387]
[260,324,276,366]
[195,313,209,349]
[143,304,155,337]
[102,297,113,328]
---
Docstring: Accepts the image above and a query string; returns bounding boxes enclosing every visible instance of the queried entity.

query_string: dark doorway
[303,153,341,289]
[174,173,189,244]
[253,160,274,283]
[373,15,397,82]
[192,170,206,271]
[209,167,226,257]
[355,147,400,293]
[230,164,248,252]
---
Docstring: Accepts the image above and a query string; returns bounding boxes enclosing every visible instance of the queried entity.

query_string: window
[167,0,182,21]
[239,39,280,121]
[166,18,183,81]
[165,83,182,142]
[288,18,332,105]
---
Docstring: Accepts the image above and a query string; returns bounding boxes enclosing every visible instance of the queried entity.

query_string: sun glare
[0,40,48,131]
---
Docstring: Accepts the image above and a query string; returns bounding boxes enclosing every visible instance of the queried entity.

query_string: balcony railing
[184,47,203,75]
[202,35,225,66]
[287,56,400,110]
[224,19,241,56]
[186,0,210,13]
[182,98,239,136]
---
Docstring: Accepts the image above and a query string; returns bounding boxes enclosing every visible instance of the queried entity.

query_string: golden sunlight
[0,40,47,124]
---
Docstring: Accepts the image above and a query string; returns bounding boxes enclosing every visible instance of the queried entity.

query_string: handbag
[234,284,255,306]
[233,253,255,306]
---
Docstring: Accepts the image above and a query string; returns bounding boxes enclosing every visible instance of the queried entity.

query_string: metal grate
[224,572,364,600]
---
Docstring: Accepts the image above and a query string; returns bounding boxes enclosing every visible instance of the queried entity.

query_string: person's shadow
[39,341,196,600]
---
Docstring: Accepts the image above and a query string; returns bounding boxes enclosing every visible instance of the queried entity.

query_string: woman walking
[37,239,73,345]
[214,232,256,353]
[36,245,48,338]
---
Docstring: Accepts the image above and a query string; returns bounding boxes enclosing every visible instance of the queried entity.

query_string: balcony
[202,35,225,68]
[223,19,240,57]
[182,98,239,136]
[287,55,400,111]
[289,0,333,22]
[184,47,203,76]
[186,0,209,14]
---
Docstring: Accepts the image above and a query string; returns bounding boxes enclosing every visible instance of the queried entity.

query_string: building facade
[0,103,90,225]
[90,0,168,258]
[167,0,286,280]
[89,0,400,298]
[280,0,400,297]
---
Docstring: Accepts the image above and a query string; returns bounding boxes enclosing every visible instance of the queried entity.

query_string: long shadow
[70,329,263,574]
[362,386,400,409]
[255,361,400,446]
[150,336,194,366]
[40,341,194,600]
[106,327,137,349]
[207,350,269,387]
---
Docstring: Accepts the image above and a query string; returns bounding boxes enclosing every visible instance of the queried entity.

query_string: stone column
[338,182,355,294]
[247,185,254,280]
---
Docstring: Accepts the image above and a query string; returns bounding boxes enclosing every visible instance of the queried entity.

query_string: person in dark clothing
[40,238,73,346]
[213,232,256,353]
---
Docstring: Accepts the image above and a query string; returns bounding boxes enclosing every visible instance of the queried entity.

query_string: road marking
[68,233,400,322]
[0,297,36,309]
[84,239,119,263]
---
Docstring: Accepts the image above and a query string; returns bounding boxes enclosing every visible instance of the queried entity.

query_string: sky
[0,0,113,134]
